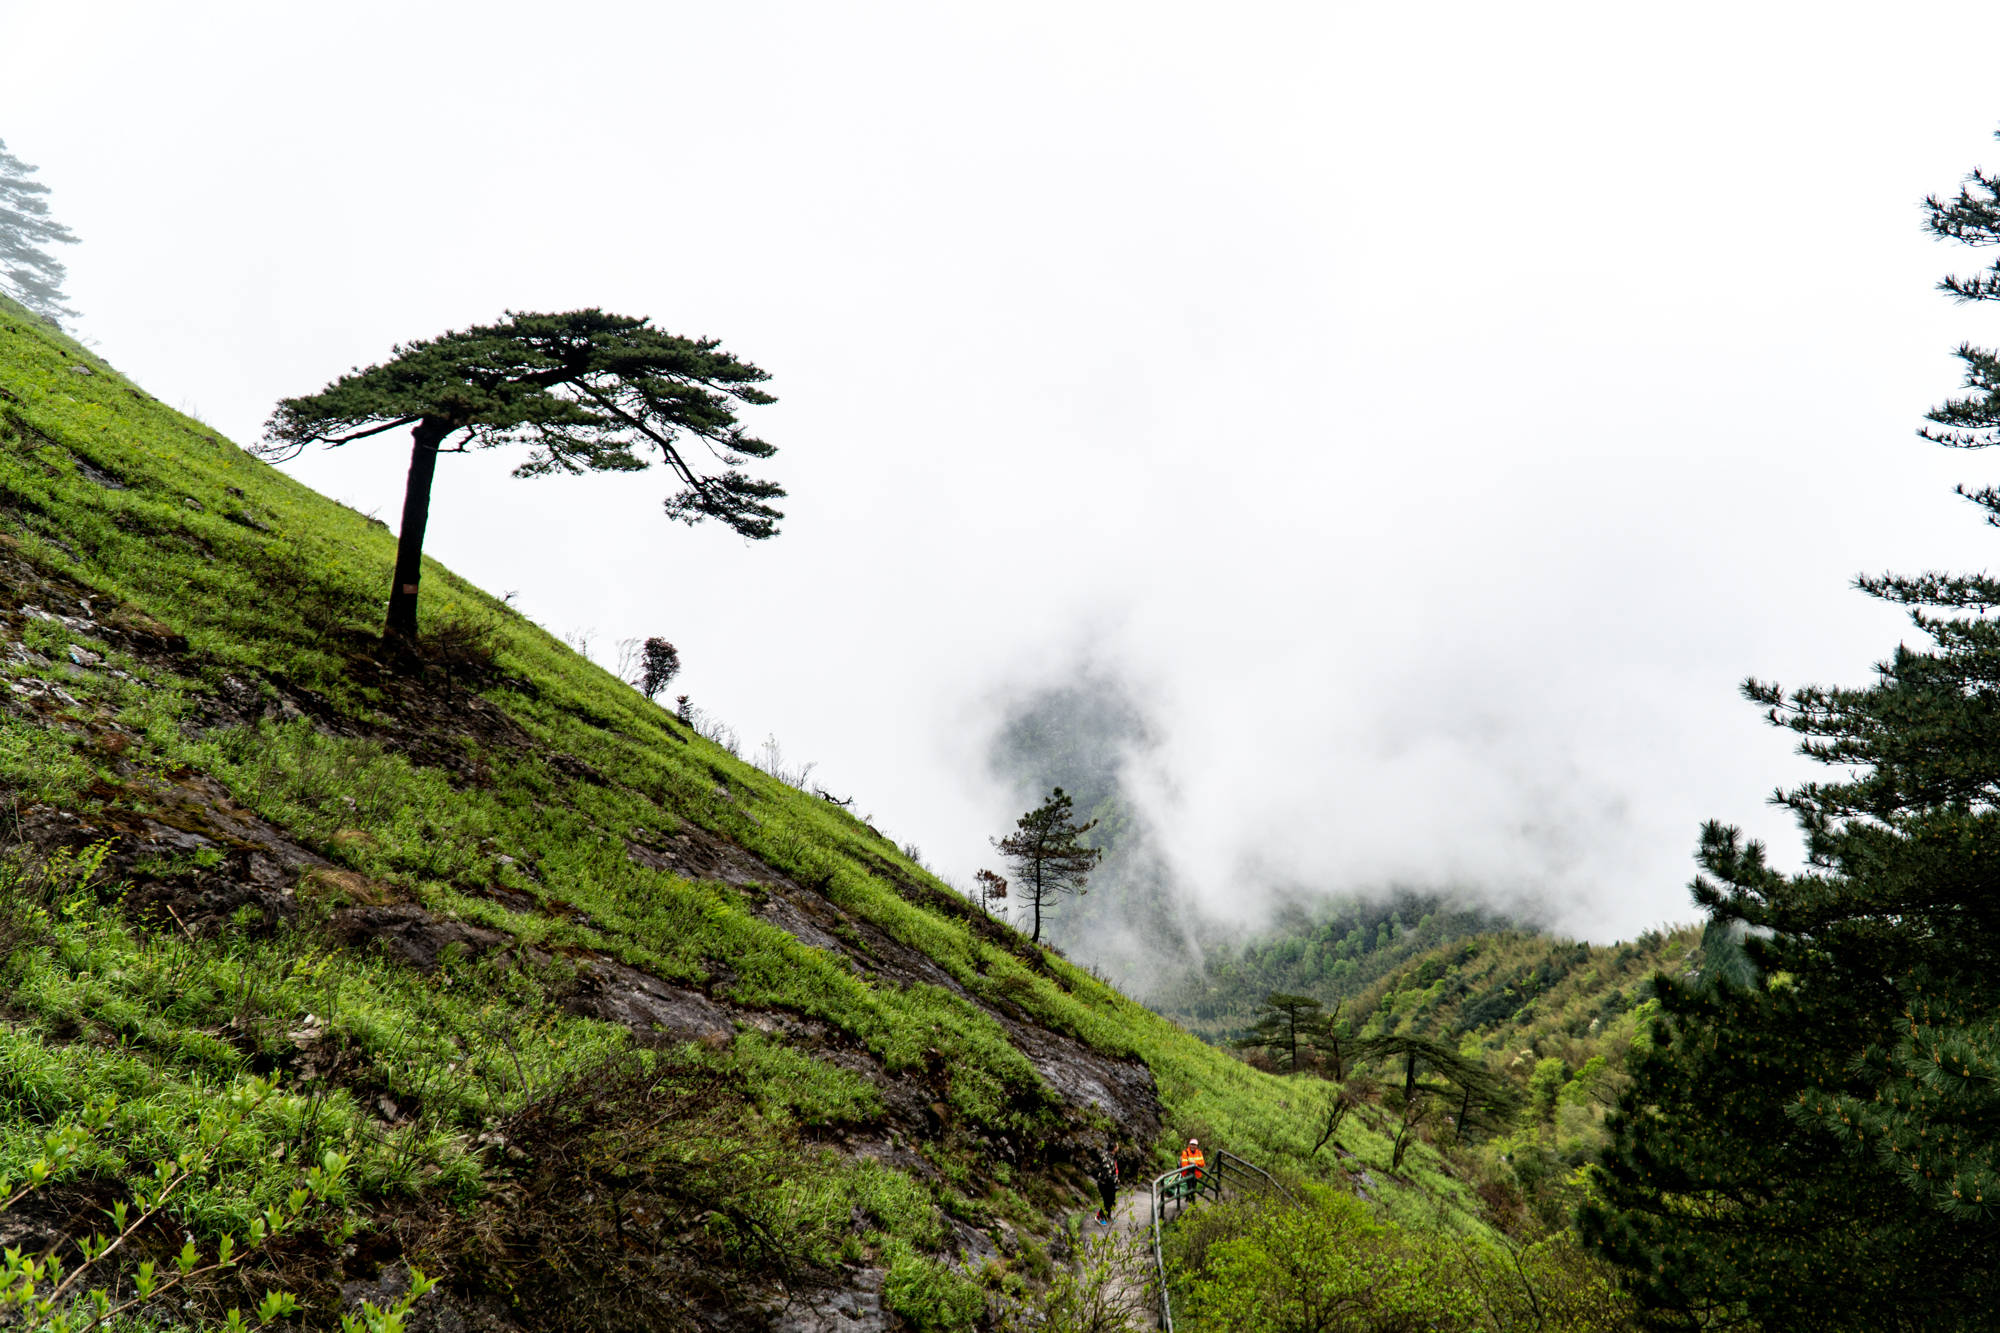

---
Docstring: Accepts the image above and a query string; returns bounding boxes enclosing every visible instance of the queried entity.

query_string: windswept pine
[261,309,782,640]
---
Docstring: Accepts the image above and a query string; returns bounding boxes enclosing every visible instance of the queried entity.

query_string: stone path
[1077,1182,1159,1329]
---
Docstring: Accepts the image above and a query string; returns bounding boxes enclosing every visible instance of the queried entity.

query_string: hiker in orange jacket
[1179,1138,1206,1181]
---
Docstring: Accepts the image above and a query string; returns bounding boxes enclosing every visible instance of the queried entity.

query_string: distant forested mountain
[1147,892,1523,1040]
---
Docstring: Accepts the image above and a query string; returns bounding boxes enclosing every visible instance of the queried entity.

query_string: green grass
[0,295,1493,1325]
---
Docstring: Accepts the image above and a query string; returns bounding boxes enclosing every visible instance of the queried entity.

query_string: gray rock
[766,1268,890,1332]
[564,958,735,1044]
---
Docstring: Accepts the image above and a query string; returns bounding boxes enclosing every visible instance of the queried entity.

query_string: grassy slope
[0,302,1487,1326]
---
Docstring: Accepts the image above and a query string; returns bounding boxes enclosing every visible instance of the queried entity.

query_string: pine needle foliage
[0,140,78,326]
[1233,993,1328,1076]
[1580,128,2000,1330]
[993,788,1104,945]
[261,309,780,639]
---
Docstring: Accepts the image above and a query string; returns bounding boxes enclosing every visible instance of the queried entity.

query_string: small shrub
[996,1224,1150,1333]
[638,637,680,699]
[415,607,501,680]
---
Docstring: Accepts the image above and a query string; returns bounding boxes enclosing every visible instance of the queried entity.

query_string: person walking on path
[1169,1138,1207,1218]
[1091,1145,1120,1227]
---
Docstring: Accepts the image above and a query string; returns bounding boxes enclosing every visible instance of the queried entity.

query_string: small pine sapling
[974,868,1008,916]
[992,788,1103,945]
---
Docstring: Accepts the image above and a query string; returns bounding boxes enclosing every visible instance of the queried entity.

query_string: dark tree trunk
[385,417,451,641]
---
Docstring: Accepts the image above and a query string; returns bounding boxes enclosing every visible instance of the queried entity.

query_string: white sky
[6,1,2000,939]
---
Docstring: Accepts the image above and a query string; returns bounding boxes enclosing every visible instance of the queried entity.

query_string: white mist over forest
[10,4,2000,943]
[979,652,1636,981]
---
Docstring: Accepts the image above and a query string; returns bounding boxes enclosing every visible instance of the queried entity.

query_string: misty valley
[6,77,2000,1333]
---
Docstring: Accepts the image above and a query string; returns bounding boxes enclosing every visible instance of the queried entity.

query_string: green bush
[1170,1181,1636,1332]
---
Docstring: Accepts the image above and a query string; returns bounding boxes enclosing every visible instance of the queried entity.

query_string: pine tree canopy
[262,309,780,641]
[0,139,79,326]
[992,787,1103,945]
[1579,128,2000,1330]
[1234,993,1327,1075]
[263,309,781,538]
[1352,1032,1520,1127]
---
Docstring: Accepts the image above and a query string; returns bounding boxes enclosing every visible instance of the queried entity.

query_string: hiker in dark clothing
[1091,1146,1120,1226]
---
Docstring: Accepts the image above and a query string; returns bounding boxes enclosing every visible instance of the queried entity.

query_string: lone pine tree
[1234,993,1327,1075]
[1579,130,2000,1330]
[0,139,79,325]
[262,310,780,642]
[1354,1033,1519,1136]
[992,787,1102,945]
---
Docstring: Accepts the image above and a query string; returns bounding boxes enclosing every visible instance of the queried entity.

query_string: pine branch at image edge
[1578,126,2000,1330]
[0,139,81,327]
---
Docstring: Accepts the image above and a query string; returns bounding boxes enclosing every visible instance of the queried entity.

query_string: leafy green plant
[882,1239,983,1333]
[1168,1183,1634,1333]
[994,1223,1149,1333]
[0,1085,432,1333]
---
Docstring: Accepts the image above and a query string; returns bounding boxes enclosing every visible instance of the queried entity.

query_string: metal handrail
[1147,1167,1180,1332]
[1146,1150,1292,1329]
[1212,1150,1295,1204]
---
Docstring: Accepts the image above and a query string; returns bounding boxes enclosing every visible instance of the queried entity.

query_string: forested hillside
[1147,893,1521,1041]
[0,298,1176,1329]
[0,298,1598,1331]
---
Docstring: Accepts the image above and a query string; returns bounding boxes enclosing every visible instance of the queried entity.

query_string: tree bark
[384,417,451,641]
[1029,863,1047,943]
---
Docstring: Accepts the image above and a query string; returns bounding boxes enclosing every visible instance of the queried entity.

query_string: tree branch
[321,414,424,446]
[573,384,703,489]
